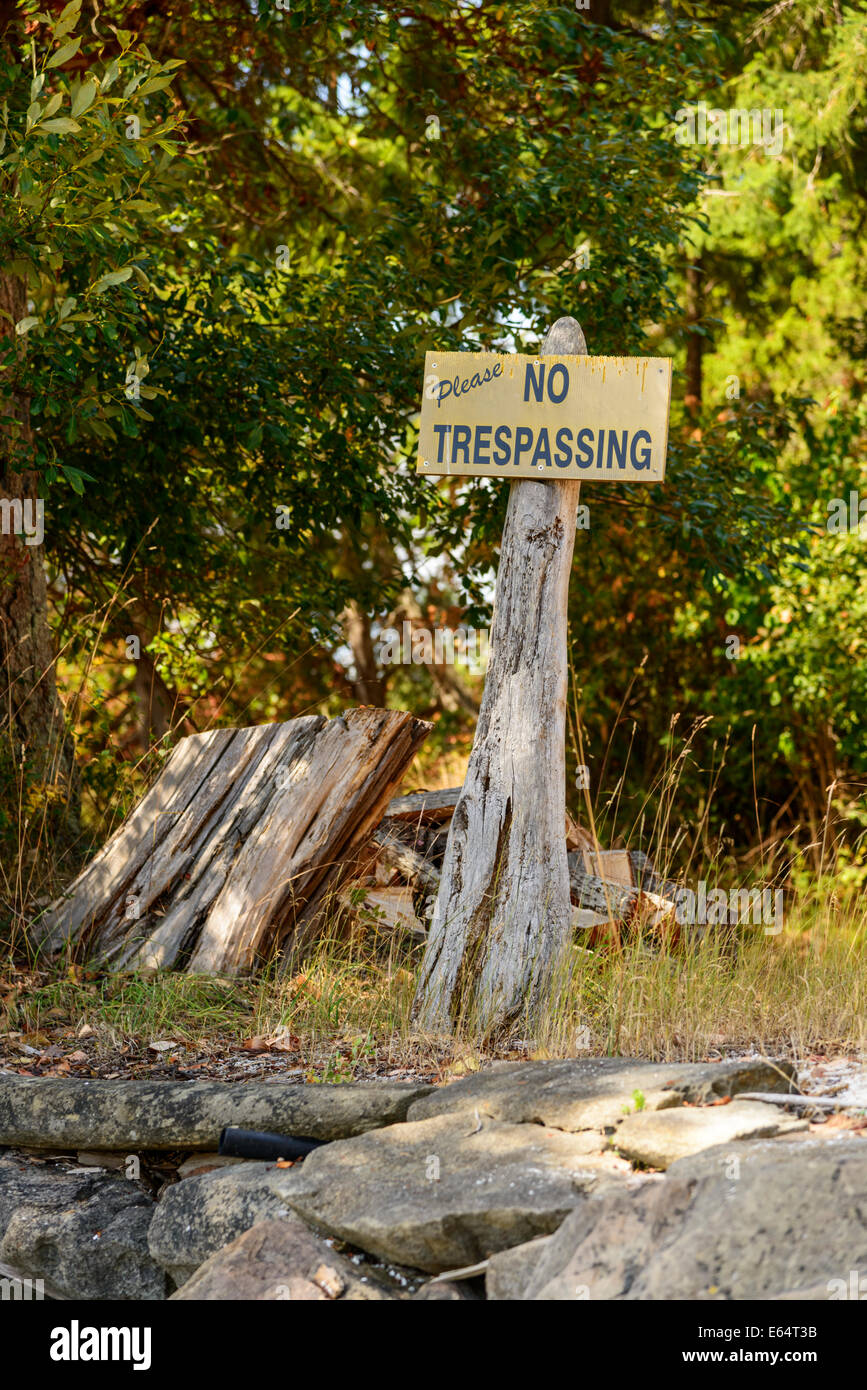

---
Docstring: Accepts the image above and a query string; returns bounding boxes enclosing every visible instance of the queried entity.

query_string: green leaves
[71,80,98,119]
[1,11,185,495]
[39,117,80,134]
[137,74,176,96]
[47,36,82,69]
[89,267,134,294]
[53,1,83,42]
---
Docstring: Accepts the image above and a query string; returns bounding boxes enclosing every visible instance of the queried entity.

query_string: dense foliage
[2,0,866,879]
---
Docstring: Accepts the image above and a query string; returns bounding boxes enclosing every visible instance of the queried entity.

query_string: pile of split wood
[354,795,681,949]
[33,710,681,976]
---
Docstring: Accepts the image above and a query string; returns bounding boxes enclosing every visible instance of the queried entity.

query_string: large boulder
[613,1100,807,1169]
[0,1155,165,1300]
[521,1134,867,1300]
[0,1077,433,1150]
[278,1112,631,1274]
[406,1057,796,1133]
[171,1216,397,1300]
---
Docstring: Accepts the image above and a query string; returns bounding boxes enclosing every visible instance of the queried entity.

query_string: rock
[522,1134,867,1300]
[171,1216,396,1300]
[277,1112,630,1274]
[412,1279,478,1300]
[0,1077,433,1151]
[614,1100,807,1169]
[148,1160,296,1286]
[150,1113,626,1281]
[767,1283,846,1301]
[0,1155,165,1300]
[407,1057,796,1133]
[76,1151,126,1171]
[486,1234,553,1300]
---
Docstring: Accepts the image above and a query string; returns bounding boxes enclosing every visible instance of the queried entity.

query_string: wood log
[35,709,429,974]
[568,855,675,925]
[341,885,427,941]
[413,317,587,1035]
[568,855,639,918]
[565,813,595,854]
[628,850,684,905]
[736,1092,842,1112]
[371,826,441,894]
[385,787,462,822]
[580,848,636,888]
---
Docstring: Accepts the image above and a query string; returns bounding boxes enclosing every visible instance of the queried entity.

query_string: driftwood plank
[413,318,586,1034]
[274,711,432,967]
[37,710,429,975]
[34,727,241,953]
[384,787,462,822]
[122,719,324,970]
[186,708,429,973]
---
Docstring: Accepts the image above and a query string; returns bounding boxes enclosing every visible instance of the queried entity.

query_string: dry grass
[3,878,865,1080]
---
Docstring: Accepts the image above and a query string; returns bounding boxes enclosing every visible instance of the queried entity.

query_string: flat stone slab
[277,1112,631,1274]
[0,1076,433,1150]
[522,1134,867,1300]
[614,1100,807,1169]
[0,1154,165,1300]
[406,1057,795,1132]
[171,1216,396,1301]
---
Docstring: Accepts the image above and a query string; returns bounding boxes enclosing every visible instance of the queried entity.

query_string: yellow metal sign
[417,351,671,482]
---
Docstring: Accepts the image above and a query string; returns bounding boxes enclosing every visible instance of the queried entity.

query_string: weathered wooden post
[412,316,670,1035]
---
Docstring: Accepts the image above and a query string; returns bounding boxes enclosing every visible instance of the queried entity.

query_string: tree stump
[413,316,587,1035]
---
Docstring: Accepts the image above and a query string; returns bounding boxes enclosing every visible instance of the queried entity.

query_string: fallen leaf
[66,1050,89,1063]
[147,1041,177,1053]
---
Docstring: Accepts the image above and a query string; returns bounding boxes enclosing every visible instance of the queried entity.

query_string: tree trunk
[685,258,704,417]
[412,316,587,1037]
[132,644,181,747]
[0,269,76,810]
[342,599,385,706]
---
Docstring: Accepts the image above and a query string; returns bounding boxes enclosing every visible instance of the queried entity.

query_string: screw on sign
[412,318,671,1036]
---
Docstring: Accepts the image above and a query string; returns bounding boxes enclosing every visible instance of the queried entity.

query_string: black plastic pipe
[218,1126,327,1161]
